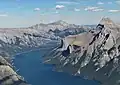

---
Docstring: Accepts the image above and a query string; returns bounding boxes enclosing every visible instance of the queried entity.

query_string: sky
[0,0,120,28]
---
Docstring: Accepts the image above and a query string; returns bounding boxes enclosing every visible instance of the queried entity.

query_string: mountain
[44,18,120,85]
[100,17,120,32]
[47,20,86,37]
[0,27,57,56]
[0,20,90,56]
[0,20,87,56]
[29,20,85,32]
[48,20,69,26]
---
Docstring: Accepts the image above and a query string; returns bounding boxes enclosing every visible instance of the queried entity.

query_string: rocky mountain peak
[100,17,114,25]
[99,17,115,28]
[99,17,120,32]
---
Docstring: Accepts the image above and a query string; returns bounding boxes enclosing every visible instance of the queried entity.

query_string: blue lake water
[14,46,100,85]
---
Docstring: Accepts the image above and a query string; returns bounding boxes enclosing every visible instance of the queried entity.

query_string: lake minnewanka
[13,43,100,85]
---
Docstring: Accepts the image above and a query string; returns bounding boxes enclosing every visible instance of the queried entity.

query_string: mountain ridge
[44,17,120,85]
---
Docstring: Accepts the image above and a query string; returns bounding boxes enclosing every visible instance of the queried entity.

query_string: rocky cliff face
[0,56,29,85]
[44,18,120,85]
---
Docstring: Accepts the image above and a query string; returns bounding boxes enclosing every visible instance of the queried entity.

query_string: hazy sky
[0,0,120,28]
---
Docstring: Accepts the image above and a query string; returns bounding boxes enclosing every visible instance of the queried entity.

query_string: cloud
[0,14,8,17]
[74,8,80,11]
[92,8,104,12]
[97,2,104,5]
[56,1,79,5]
[85,6,104,12]
[108,10,120,13]
[56,5,65,9]
[34,8,40,11]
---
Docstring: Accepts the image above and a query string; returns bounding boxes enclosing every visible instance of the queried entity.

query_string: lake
[13,43,100,85]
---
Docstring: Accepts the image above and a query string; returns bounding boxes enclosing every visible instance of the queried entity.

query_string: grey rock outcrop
[0,56,29,85]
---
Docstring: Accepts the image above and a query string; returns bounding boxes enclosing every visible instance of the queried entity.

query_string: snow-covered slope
[44,18,120,85]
